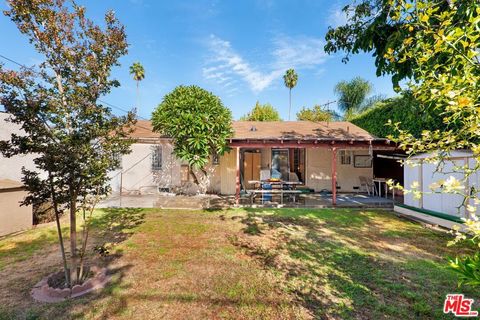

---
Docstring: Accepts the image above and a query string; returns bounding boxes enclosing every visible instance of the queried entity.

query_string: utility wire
[0,53,153,132]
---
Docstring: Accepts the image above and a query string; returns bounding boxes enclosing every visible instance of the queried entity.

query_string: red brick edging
[31,266,110,303]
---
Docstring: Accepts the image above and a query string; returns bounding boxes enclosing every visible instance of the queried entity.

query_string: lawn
[0,208,478,319]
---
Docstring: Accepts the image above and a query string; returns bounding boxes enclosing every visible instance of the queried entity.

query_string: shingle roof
[129,120,380,141]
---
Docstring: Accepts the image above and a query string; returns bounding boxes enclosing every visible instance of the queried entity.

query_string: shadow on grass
[4,208,147,320]
[234,208,479,319]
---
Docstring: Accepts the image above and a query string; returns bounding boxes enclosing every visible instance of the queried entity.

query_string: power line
[0,53,151,127]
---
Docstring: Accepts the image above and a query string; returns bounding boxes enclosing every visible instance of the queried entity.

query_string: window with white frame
[151,145,162,170]
[340,150,352,165]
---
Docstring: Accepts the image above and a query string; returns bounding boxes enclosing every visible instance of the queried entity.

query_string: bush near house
[350,93,444,139]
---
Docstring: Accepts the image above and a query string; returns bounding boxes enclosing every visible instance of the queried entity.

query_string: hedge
[350,93,445,138]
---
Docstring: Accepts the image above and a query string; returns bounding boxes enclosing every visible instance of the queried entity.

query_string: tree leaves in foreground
[151,85,233,186]
[327,0,480,286]
[240,101,282,121]
[0,0,135,288]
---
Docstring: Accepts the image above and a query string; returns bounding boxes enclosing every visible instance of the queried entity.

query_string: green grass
[236,208,480,319]
[0,207,478,319]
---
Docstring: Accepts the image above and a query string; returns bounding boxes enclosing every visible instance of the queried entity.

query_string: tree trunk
[136,81,140,114]
[289,88,292,120]
[48,174,70,287]
[69,201,78,285]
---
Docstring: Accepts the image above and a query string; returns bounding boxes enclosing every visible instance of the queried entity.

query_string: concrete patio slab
[99,192,395,209]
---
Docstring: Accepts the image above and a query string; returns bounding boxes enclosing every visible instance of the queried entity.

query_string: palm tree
[283,68,298,120]
[129,62,145,113]
[334,77,372,120]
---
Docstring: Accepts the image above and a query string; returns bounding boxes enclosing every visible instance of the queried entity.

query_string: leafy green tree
[152,85,233,186]
[350,93,444,138]
[283,68,298,120]
[326,0,480,286]
[334,77,372,120]
[0,0,135,287]
[240,101,281,121]
[296,105,335,122]
[129,62,145,113]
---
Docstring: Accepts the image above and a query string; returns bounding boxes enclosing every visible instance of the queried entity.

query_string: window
[212,153,220,165]
[340,150,352,165]
[151,145,162,170]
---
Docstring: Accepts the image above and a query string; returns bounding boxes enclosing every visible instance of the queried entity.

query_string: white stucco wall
[0,113,39,182]
[403,151,478,218]
[112,141,222,194]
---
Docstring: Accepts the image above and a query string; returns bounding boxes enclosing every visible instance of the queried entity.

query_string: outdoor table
[247,180,303,190]
[247,180,303,204]
[372,178,388,198]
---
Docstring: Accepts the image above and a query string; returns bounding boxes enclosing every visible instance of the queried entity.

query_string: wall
[112,141,181,194]
[404,154,475,218]
[0,113,40,181]
[0,189,32,236]
[306,148,373,192]
[112,141,222,195]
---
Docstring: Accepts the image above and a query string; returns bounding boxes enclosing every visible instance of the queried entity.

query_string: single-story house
[110,120,396,204]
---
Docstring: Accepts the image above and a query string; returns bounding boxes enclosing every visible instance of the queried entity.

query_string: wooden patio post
[331,147,337,206]
[235,147,240,205]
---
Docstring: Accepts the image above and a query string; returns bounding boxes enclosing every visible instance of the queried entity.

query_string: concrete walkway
[99,192,394,209]
[98,193,234,210]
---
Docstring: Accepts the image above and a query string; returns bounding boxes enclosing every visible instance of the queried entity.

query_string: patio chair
[359,176,375,196]
[262,183,272,203]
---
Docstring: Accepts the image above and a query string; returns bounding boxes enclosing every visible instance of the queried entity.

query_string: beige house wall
[112,143,374,195]
[0,189,32,236]
[306,148,373,192]
[216,147,373,195]
[112,141,222,194]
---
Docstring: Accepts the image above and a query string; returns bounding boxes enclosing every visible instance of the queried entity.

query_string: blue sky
[0,0,397,120]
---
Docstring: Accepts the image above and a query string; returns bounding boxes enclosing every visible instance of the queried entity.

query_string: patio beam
[332,147,337,206]
[228,141,396,150]
[235,147,240,205]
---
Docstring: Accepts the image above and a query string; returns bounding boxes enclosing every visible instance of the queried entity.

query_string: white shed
[403,150,478,219]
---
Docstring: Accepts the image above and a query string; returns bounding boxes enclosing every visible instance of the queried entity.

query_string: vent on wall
[250,126,257,132]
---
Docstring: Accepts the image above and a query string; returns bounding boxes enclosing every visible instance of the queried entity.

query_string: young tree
[151,85,233,187]
[326,0,480,286]
[334,77,372,120]
[283,68,298,120]
[129,62,145,113]
[0,0,135,287]
[296,105,335,122]
[240,101,281,121]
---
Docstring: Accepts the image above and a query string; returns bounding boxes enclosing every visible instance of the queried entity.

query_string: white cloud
[203,34,328,93]
[326,4,349,28]
[272,35,328,70]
